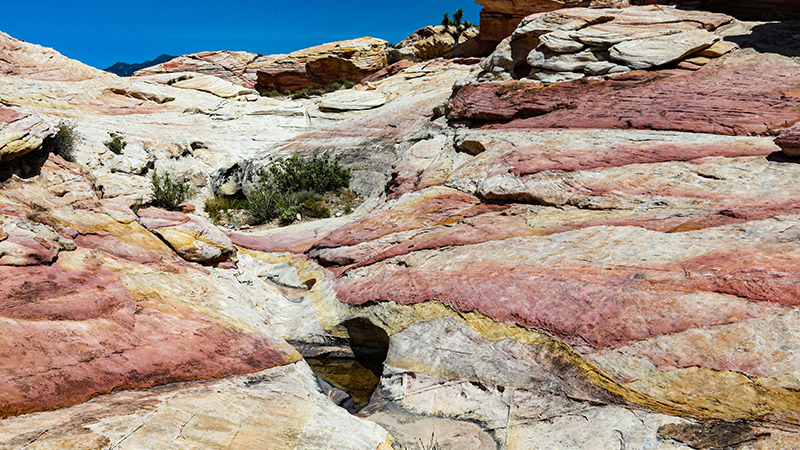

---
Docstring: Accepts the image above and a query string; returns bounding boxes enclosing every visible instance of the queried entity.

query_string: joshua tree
[441,9,473,46]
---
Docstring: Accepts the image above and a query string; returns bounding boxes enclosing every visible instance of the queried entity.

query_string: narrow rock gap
[297,318,390,414]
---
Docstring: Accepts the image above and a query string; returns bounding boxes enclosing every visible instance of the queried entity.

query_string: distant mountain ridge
[104,54,176,77]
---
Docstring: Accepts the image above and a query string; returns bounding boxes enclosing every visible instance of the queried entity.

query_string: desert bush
[104,136,127,154]
[261,90,282,97]
[150,169,190,210]
[265,153,350,194]
[246,154,349,225]
[50,121,80,162]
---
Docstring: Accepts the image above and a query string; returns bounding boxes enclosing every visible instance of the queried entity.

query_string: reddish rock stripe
[0,261,293,417]
[334,261,787,349]
[313,190,484,250]
[448,56,800,135]
[227,228,332,254]
[505,141,778,177]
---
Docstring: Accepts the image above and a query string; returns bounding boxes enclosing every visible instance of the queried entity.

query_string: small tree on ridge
[441,8,473,46]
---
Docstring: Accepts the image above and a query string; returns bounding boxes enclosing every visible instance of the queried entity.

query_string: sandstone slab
[609,29,718,69]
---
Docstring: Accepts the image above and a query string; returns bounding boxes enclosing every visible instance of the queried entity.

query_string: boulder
[528,48,599,71]
[775,123,800,157]
[538,29,585,52]
[473,6,733,86]
[168,73,259,98]
[137,207,236,265]
[255,37,388,93]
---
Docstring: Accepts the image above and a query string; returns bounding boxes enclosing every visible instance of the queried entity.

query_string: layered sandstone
[255,37,388,92]
[3,5,800,448]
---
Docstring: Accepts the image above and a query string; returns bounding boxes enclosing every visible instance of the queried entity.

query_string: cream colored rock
[0,362,393,450]
[318,89,386,112]
[696,39,738,57]
[609,29,719,69]
[539,30,584,53]
[0,110,54,163]
[170,73,259,98]
[528,48,598,71]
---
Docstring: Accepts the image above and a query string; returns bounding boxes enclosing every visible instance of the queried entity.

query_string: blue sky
[1,1,482,69]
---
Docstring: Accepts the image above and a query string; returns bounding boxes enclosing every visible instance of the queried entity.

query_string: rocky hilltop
[1,3,800,449]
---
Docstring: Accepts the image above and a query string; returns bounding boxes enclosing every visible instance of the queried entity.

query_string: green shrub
[205,195,250,223]
[291,88,324,99]
[261,90,282,97]
[104,136,127,154]
[50,121,80,162]
[150,169,190,210]
[246,187,282,224]
[246,154,350,225]
[265,153,351,194]
[343,205,353,214]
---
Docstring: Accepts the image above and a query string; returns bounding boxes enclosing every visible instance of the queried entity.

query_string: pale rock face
[3,8,800,449]
[0,31,104,81]
[528,48,598,71]
[0,362,392,450]
[169,73,259,99]
[0,109,54,163]
[318,89,387,112]
[538,29,585,52]
[609,29,719,69]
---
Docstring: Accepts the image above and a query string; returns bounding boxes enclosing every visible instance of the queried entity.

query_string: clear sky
[1,1,482,69]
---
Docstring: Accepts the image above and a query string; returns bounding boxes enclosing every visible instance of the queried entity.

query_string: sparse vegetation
[204,195,250,224]
[261,90,283,97]
[290,81,354,99]
[266,153,351,194]
[150,169,190,210]
[50,121,80,162]
[104,136,127,154]
[441,8,473,46]
[243,153,352,226]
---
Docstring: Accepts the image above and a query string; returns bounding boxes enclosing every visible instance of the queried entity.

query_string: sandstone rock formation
[256,37,388,93]
[387,25,480,63]
[134,50,277,89]
[476,0,627,41]
[464,6,735,87]
[0,31,103,81]
[2,3,800,448]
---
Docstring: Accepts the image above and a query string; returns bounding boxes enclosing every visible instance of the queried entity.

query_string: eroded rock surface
[255,37,388,93]
[3,4,800,448]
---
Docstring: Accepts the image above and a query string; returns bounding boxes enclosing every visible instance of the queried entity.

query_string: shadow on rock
[726,21,800,58]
